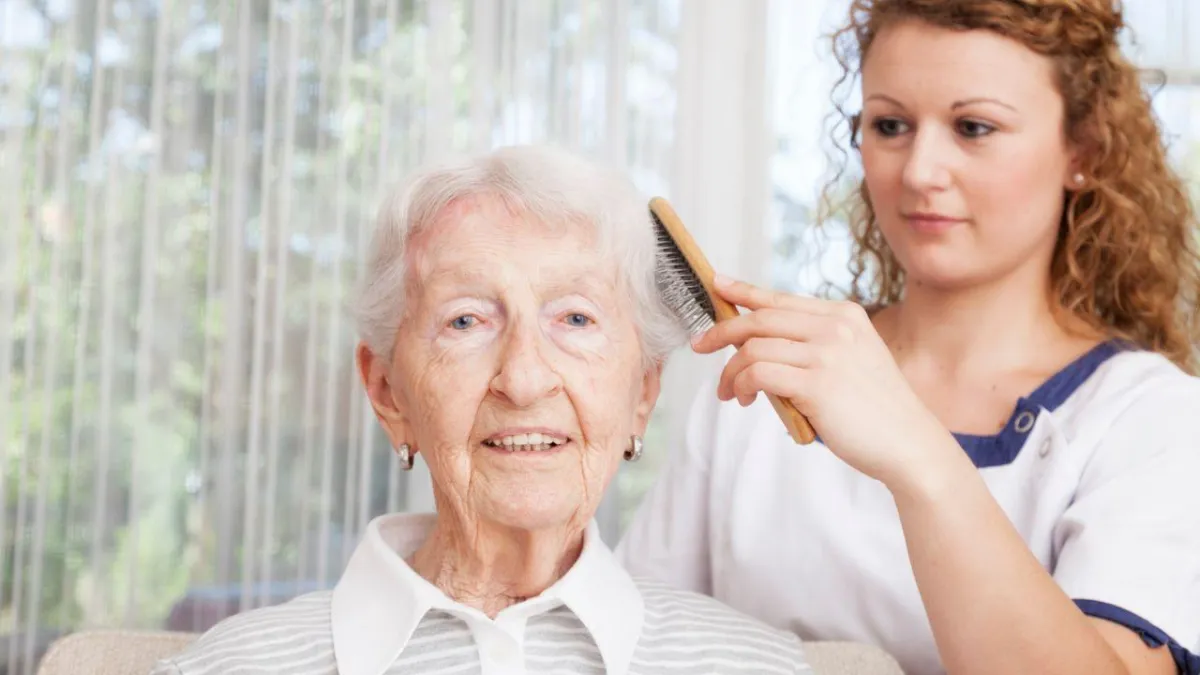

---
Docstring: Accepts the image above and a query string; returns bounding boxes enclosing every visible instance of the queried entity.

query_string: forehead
[862,19,1059,106]
[407,195,616,293]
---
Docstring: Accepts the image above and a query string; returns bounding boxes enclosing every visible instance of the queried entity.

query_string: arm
[616,376,719,594]
[889,443,1177,675]
[891,377,1200,675]
[693,277,1194,675]
[1051,379,1200,675]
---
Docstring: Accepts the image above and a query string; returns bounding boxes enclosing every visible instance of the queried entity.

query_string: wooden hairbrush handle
[650,198,818,445]
[707,275,818,445]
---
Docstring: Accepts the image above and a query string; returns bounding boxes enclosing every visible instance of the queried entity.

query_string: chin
[904,268,986,292]
[894,249,1000,291]
[476,486,594,533]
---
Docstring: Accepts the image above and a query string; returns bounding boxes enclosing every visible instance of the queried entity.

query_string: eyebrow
[864,93,904,108]
[951,97,1018,112]
[864,94,1018,112]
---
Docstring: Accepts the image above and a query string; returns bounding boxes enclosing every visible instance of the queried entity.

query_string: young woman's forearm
[889,447,1130,675]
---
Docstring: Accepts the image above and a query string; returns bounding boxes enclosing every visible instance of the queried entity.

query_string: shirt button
[1039,439,1052,458]
[1014,410,1037,433]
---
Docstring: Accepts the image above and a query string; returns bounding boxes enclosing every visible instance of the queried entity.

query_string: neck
[410,510,586,618]
[878,263,1093,376]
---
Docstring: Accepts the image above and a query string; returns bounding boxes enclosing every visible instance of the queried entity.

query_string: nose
[489,321,563,407]
[901,127,953,194]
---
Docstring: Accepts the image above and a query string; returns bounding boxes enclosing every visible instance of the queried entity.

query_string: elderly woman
[150,145,812,675]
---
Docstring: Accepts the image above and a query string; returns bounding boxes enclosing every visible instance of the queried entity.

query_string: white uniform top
[617,342,1200,675]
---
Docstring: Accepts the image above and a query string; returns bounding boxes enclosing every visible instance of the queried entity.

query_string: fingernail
[690,333,704,348]
[712,273,731,288]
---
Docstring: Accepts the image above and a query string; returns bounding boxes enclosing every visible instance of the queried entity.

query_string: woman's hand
[691,275,960,490]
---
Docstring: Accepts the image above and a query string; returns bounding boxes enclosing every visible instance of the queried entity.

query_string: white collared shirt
[617,343,1200,675]
[152,513,812,675]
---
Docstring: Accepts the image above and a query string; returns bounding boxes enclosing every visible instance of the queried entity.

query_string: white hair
[352,144,689,370]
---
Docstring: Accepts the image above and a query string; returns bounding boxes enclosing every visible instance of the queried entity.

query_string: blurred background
[0,1,1196,672]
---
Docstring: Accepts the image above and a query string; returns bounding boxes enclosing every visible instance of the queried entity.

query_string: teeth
[484,432,566,450]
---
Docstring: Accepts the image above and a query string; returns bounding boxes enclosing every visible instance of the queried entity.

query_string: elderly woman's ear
[633,363,665,436]
[356,341,410,450]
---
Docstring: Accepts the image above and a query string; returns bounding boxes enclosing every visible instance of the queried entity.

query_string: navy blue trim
[952,340,1130,468]
[1076,599,1200,675]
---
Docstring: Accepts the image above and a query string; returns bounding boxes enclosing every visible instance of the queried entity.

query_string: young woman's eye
[449,315,479,330]
[957,119,996,138]
[563,312,594,328]
[871,117,910,137]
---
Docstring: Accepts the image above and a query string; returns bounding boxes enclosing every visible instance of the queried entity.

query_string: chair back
[36,630,197,675]
[803,640,906,675]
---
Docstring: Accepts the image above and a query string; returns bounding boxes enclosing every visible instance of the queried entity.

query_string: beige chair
[36,629,904,675]
[805,641,906,675]
[36,630,196,675]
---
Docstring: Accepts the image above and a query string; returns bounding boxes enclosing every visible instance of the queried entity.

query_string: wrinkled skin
[358,194,660,615]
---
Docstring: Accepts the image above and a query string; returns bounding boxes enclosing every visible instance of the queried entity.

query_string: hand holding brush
[651,197,817,444]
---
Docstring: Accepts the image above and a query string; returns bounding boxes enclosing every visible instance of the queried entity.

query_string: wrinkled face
[360,195,660,533]
[859,19,1080,290]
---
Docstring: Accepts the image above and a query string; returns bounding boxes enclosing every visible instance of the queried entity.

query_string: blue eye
[564,313,593,328]
[449,315,478,330]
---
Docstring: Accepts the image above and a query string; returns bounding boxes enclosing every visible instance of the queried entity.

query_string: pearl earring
[396,443,414,471]
[624,435,643,462]
[1073,173,1085,186]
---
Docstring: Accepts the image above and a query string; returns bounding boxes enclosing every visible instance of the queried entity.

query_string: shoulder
[1092,348,1198,397]
[1056,349,1200,484]
[1067,348,1200,441]
[158,591,335,675]
[633,576,811,673]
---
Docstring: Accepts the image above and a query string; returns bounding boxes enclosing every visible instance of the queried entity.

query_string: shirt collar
[330,513,643,675]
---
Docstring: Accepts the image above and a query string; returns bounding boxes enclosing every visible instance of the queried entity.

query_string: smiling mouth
[482,432,570,453]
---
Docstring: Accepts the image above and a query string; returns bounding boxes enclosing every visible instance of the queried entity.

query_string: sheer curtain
[6,0,1193,671]
[0,0,771,671]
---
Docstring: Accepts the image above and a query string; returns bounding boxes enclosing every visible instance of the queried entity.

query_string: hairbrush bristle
[652,214,716,336]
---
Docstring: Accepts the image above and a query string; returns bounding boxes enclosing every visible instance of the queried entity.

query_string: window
[0,0,679,669]
[2,0,1195,671]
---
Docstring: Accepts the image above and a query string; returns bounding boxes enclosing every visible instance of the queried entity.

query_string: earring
[1073,173,1085,187]
[624,435,643,462]
[396,443,414,471]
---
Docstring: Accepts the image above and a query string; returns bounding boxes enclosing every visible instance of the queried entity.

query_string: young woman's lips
[904,213,966,234]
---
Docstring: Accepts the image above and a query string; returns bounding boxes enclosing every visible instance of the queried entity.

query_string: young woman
[619,2,1200,675]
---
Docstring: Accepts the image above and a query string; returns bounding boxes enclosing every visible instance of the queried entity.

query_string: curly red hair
[819,0,1200,372]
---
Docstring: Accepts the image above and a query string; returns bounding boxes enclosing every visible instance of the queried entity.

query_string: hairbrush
[650,196,817,445]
